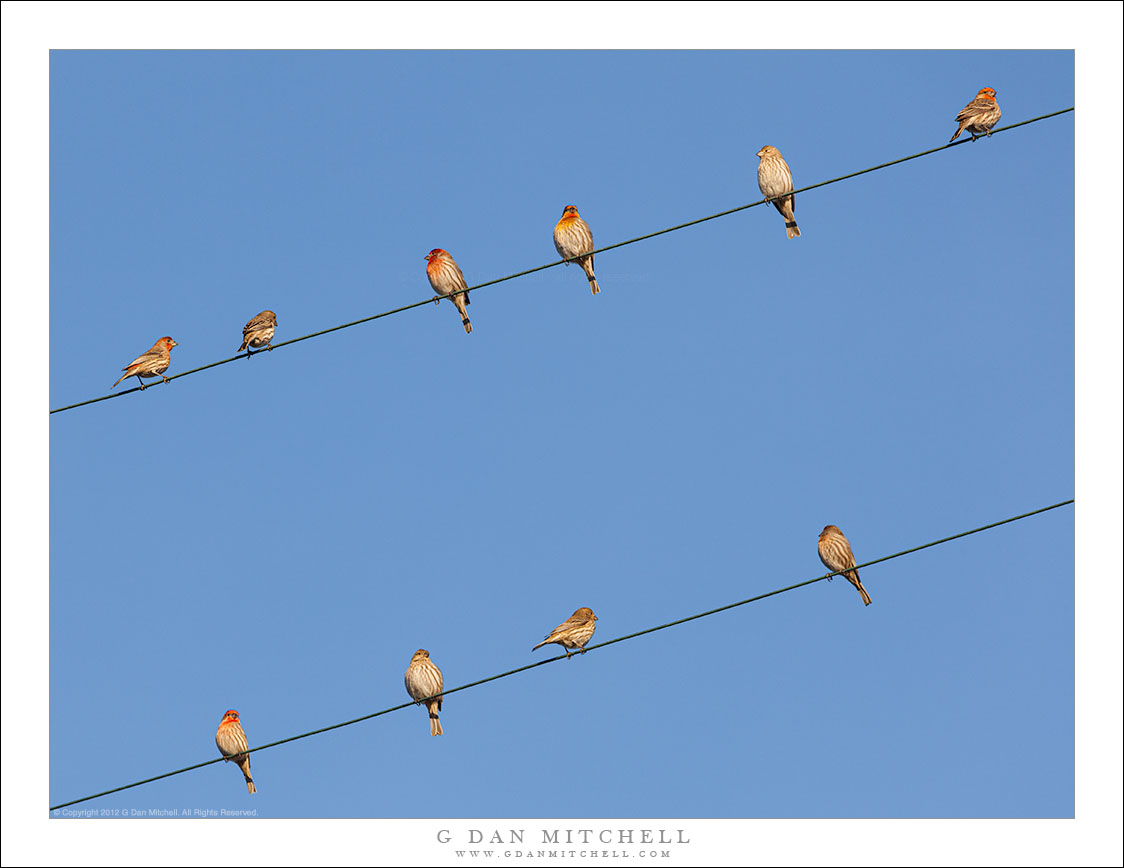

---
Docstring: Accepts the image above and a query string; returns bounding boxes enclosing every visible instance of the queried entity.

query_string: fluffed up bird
[238,310,277,356]
[553,205,601,294]
[405,649,445,736]
[111,336,178,390]
[818,525,872,606]
[949,87,1002,142]
[532,607,598,657]
[756,145,800,239]
[425,249,472,334]
[216,709,257,794]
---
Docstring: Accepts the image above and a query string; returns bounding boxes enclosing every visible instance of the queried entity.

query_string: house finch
[818,525,872,607]
[405,649,444,736]
[111,336,178,389]
[238,310,277,355]
[425,249,472,334]
[553,205,601,295]
[949,87,1002,143]
[215,709,257,794]
[532,607,598,657]
[756,145,800,239]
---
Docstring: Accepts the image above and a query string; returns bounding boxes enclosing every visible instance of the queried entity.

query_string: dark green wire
[49,498,1073,811]
[48,107,1074,416]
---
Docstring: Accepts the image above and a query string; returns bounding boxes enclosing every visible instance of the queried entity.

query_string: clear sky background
[4,4,1123,867]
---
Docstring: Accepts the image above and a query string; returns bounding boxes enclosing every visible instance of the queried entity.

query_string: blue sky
[4,4,1123,867]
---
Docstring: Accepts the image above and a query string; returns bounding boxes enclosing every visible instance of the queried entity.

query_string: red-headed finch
[215,709,257,794]
[238,310,277,355]
[949,87,1002,143]
[405,649,444,736]
[425,249,472,334]
[553,205,601,295]
[818,525,872,607]
[532,607,598,657]
[111,336,178,390]
[756,145,800,239]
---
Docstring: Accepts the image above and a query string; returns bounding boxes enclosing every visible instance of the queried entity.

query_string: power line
[48,107,1074,416]
[48,497,1073,811]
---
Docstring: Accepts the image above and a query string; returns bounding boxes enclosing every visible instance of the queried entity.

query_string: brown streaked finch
[215,709,257,794]
[553,205,601,295]
[756,145,800,239]
[111,336,178,390]
[532,607,598,657]
[425,249,472,334]
[949,87,1002,143]
[818,525,872,607]
[405,649,445,736]
[238,310,277,356]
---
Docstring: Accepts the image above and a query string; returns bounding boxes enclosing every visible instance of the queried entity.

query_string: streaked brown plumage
[818,525,872,606]
[425,249,472,334]
[532,607,598,657]
[756,145,800,239]
[553,205,601,294]
[216,709,257,794]
[405,649,444,736]
[949,87,1002,142]
[111,336,178,390]
[238,310,277,355]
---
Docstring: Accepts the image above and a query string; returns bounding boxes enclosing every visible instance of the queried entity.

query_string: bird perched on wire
[532,607,598,657]
[111,336,178,390]
[238,310,277,356]
[215,709,257,794]
[553,205,601,295]
[818,525,872,606]
[949,87,1002,142]
[756,145,800,239]
[405,649,445,736]
[425,249,472,334]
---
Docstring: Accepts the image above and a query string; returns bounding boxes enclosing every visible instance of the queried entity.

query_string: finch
[238,310,277,355]
[425,249,472,334]
[215,709,257,794]
[818,525,872,607]
[553,205,601,294]
[405,649,444,736]
[756,146,800,239]
[532,607,598,657]
[111,336,178,389]
[949,87,1002,143]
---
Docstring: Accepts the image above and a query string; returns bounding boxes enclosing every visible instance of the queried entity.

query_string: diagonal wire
[49,497,1073,811]
[48,107,1074,416]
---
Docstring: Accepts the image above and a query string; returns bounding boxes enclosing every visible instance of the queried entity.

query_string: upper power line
[48,107,1074,416]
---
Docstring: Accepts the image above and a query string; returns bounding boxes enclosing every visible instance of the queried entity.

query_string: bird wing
[244,312,275,332]
[956,99,990,121]
[123,347,163,370]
